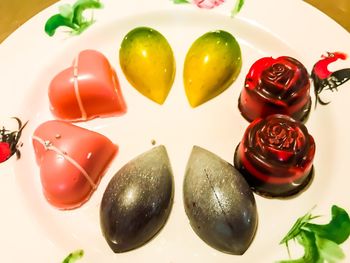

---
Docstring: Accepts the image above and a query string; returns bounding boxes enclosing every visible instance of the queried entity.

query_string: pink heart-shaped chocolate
[32,120,117,210]
[49,49,127,122]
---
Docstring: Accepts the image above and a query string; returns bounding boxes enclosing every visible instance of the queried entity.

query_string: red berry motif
[0,142,11,163]
[0,118,27,163]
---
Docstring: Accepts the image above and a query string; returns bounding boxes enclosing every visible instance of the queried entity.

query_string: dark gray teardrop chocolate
[183,146,258,255]
[100,145,174,253]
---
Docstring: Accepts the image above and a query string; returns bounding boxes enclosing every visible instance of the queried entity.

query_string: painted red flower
[193,0,225,9]
[0,142,11,163]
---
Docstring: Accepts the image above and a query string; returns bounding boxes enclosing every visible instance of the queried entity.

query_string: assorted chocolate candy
[29,26,328,255]
[234,114,315,198]
[100,146,174,252]
[119,27,175,105]
[32,120,117,209]
[183,146,257,255]
[184,30,242,107]
[238,56,311,122]
[49,49,126,122]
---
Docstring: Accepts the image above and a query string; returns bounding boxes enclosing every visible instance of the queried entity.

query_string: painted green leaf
[44,14,76,36]
[279,231,321,263]
[316,235,345,263]
[172,0,190,4]
[231,0,244,17]
[72,0,103,25]
[305,205,350,244]
[45,0,103,37]
[62,249,84,263]
[279,205,350,263]
[58,4,74,20]
[280,209,319,245]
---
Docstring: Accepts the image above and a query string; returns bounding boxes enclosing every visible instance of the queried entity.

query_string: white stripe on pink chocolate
[73,55,88,120]
[32,135,96,189]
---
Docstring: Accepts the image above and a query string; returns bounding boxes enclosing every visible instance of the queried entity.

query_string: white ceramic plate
[1,0,350,262]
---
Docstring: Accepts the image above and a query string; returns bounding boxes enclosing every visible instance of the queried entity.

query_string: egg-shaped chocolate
[119,27,175,104]
[100,145,174,253]
[183,146,257,255]
[183,30,242,107]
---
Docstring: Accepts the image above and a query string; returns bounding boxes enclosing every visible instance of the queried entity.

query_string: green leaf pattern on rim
[44,0,103,36]
[279,205,350,263]
[231,0,244,16]
[62,250,84,263]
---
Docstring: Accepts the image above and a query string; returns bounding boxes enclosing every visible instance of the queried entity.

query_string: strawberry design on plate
[32,120,117,209]
[0,117,27,163]
[49,49,127,122]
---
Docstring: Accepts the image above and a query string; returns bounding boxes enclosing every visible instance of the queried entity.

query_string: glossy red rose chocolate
[32,120,117,209]
[49,49,127,122]
[234,114,315,197]
[239,56,311,122]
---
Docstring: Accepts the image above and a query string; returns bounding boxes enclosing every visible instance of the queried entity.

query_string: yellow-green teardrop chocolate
[119,27,176,105]
[184,30,242,107]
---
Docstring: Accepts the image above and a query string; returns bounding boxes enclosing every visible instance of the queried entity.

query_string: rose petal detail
[238,56,311,122]
[234,114,315,198]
